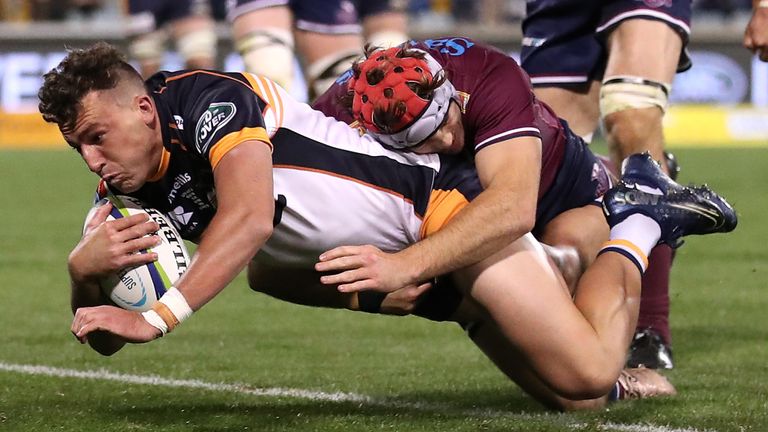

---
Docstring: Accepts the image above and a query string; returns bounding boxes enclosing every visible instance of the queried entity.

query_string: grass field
[0,147,766,431]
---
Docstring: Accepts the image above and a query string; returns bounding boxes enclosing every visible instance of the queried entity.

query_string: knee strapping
[129,30,167,63]
[235,28,295,90]
[599,76,671,117]
[305,49,361,100]
[176,27,217,64]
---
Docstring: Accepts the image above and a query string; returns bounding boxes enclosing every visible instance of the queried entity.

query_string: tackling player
[38,43,736,410]
[313,39,610,310]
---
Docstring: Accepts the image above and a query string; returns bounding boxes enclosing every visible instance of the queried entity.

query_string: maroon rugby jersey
[313,37,567,200]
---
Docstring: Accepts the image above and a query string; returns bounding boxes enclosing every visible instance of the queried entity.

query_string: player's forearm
[68,254,105,313]
[401,183,536,282]
[175,211,273,310]
[172,140,275,311]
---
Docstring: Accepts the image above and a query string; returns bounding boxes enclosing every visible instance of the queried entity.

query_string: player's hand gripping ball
[83,195,190,311]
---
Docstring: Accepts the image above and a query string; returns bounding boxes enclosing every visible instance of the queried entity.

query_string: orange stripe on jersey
[210,127,273,169]
[265,77,284,129]
[165,70,256,92]
[274,164,416,206]
[147,148,171,182]
[419,189,470,239]
[243,74,285,131]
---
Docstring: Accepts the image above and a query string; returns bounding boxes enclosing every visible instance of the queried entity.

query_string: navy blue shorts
[128,0,209,32]
[228,0,403,34]
[411,276,464,322]
[521,0,692,86]
[533,122,611,238]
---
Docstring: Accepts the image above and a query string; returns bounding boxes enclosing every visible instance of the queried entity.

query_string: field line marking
[0,361,708,432]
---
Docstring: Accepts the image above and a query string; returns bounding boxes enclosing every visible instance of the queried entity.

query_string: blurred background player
[520,0,692,369]
[126,0,218,77]
[227,0,408,100]
[744,0,768,61]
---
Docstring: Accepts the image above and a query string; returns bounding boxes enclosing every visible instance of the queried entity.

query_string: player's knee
[599,75,670,120]
[548,367,617,401]
[305,49,361,101]
[235,28,295,90]
[176,27,217,68]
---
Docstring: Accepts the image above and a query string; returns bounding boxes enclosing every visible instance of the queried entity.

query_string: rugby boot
[603,180,737,247]
[621,152,681,194]
[626,328,674,369]
[614,367,677,400]
[663,151,681,181]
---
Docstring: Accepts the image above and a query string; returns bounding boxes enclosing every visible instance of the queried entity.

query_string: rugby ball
[83,195,190,311]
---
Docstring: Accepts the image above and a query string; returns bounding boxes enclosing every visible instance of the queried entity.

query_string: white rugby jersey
[96,70,481,268]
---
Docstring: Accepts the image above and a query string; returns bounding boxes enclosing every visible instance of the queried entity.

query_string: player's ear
[136,94,155,125]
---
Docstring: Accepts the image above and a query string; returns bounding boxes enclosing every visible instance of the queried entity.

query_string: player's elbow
[240,215,274,255]
[251,217,274,244]
[516,206,536,235]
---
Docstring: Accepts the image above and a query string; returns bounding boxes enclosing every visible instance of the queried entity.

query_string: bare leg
[362,11,408,48]
[533,81,601,141]
[452,234,642,401]
[171,14,217,70]
[231,7,295,90]
[540,204,609,271]
[248,260,355,309]
[294,31,363,99]
[602,19,682,167]
[602,19,683,361]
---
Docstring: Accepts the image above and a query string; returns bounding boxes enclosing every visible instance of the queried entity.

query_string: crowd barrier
[0,22,766,148]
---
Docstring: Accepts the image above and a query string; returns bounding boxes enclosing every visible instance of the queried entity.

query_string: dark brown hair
[38,42,144,132]
[341,43,447,131]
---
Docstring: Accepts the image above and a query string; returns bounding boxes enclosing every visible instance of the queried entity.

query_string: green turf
[0,148,766,431]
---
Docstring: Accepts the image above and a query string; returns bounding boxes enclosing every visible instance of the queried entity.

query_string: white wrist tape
[159,287,194,325]
[141,309,168,336]
[759,0,768,8]
[142,287,194,335]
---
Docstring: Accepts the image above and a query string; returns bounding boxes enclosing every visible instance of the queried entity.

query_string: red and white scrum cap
[348,46,456,149]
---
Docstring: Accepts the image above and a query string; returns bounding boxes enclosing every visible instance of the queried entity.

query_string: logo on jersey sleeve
[173,115,185,130]
[195,102,237,154]
[422,37,474,56]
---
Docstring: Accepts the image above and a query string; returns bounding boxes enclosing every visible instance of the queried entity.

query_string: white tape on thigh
[236,28,294,90]
[599,75,671,116]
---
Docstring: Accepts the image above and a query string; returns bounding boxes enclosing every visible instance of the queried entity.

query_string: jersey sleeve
[466,50,543,153]
[181,72,275,169]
